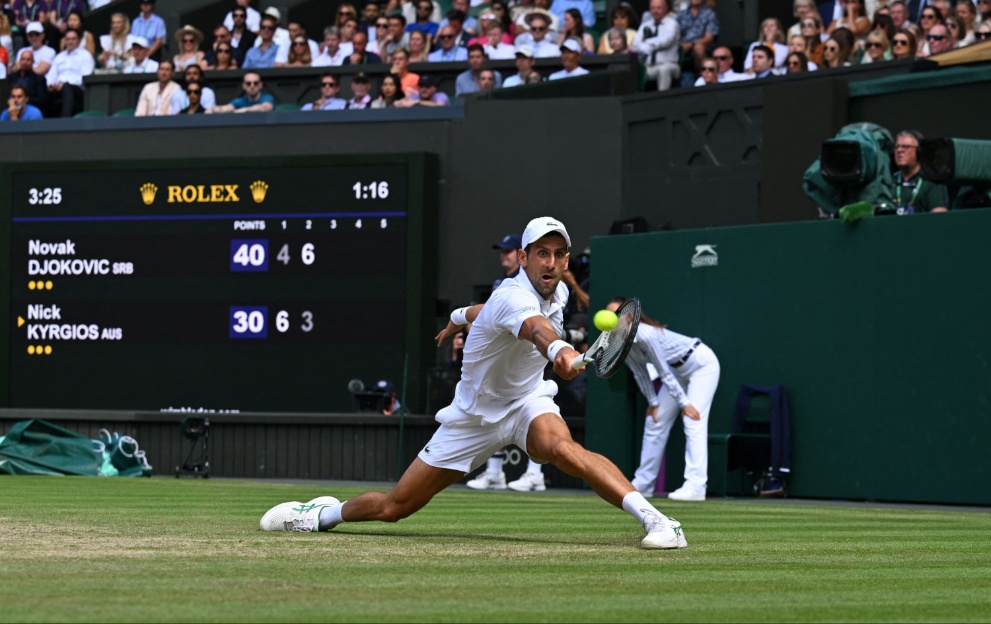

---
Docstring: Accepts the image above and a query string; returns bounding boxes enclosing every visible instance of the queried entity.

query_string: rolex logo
[140,183,158,205]
[249,180,269,203]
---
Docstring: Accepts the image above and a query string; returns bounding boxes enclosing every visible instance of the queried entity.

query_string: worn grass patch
[1,477,989,622]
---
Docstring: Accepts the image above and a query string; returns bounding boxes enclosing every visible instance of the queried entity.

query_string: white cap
[264,6,281,21]
[522,217,571,249]
[560,38,582,54]
[515,44,534,58]
[26,21,44,34]
[130,36,149,48]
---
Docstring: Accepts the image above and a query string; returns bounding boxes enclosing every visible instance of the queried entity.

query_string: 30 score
[352,181,389,200]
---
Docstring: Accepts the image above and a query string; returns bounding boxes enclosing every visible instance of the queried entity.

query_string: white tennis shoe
[507,470,546,492]
[466,471,507,490]
[641,514,688,549]
[668,486,706,502]
[259,496,340,532]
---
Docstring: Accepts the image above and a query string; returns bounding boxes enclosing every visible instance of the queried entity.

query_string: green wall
[586,210,991,506]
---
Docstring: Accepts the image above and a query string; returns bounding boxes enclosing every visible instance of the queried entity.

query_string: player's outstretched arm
[435,304,484,346]
[519,316,580,380]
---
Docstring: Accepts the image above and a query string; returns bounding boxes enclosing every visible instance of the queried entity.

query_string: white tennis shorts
[418,381,562,473]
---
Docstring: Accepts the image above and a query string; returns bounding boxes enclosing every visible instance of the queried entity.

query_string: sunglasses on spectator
[322,81,338,87]
[947,22,959,28]
[438,34,454,39]
[27,32,42,37]
[260,25,274,31]
[376,22,388,27]
[787,60,802,66]
[926,34,946,40]
[294,40,307,45]
[243,80,260,86]
[801,21,816,27]
[894,143,917,150]
[701,66,717,72]
[824,44,839,51]
[233,12,246,17]
[866,42,883,48]
[977,31,991,39]
[183,37,196,43]
[187,89,202,94]
[218,47,232,53]
[893,38,909,45]
[921,13,937,19]
[418,4,432,9]
[339,10,354,15]
[531,26,547,32]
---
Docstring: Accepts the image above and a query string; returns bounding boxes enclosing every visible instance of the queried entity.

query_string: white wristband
[450,307,469,326]
[546,339,570,362]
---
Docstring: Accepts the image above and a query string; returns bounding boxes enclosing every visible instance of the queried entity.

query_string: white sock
[622,491,664,527]
[526,459,542,474]
[318,501,346,531]
[487,455,504,474]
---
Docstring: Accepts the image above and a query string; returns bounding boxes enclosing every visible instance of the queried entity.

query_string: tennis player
[261,217,688,549]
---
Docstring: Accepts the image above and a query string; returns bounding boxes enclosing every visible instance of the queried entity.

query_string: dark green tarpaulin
[0,419,101,476]
[848,64,991,98]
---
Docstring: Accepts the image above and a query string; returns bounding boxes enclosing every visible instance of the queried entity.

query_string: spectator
[276,21,320,66]
[395,73,450,106]
[379,13,409,61]
[345,72,373,108]
[228,5,257,65]
[336,3,358,30]
[872,12,897,40]
[832,26,863,61]
[208,40,238,70]
[744,17,789,70]
[677,0,719,85]
[285,34,314,66]
[201,25,232,69]
[429,24,468,61]
[748,44,777,77]
[0,12,11,67]
[131,0,166,62]
[917,6,941,53]
[890,130,948,214]
[556,7,595,53]
[359,0,382,42]
[313,26,347,66]
[60,11,94,56]
[207,71,275,113]
[439,0,478,36]
[475,67,498,91]
[17,21,56,76]
[253,7,289,54]
[173,25,205,72]
[2,85,44,120]
[519,12,560,57]
[13,0,47,36]
[696,56,718,84]
[484,22,516,58]
[549,37,588,79]
[223,0,261,34]
[407,0,440,41]
[785,50,811,71]
[302,73,347,110]
[46,28,93,118]
[701,45,751,82]
[955,0,979,39]
[925,21,955,53]
[134,58,179,116]
[9,50,50,110]
[827,0,870,38]
[861,29,891,61]
[177,80,206,114]
[891,28,917,57]
[933,0,954,19]
[798,13,825,65]
[980,0,991,23]
[339,17,358,56]
[549,0,595,28]
[468,11,513,46]
[344,31,382,64]
[171,64,216,111]
[369,16,391,54]
[370,73,405,107]
[98,12,131,70]
[598,3,638,53]
[889,0,913,30]
[633,0,681,91]
[502,44,540,86]
[604,27,631,53]
[455,44,502,96]
[390,47,420,95]
[787,0,819,38]
[123,36,156,73]
[49,0,83,40]
[821,33,851,66]
[944,13,969,45]
[243,15,280,69]
[407,29,430,62]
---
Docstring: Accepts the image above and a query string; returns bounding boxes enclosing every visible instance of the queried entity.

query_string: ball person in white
[260,217,688,549]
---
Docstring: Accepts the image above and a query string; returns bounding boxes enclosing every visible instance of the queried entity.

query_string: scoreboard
[0,155,439,414]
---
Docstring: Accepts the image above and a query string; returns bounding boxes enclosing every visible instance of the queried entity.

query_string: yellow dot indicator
[28,281,36,290]
[45,281,53,290]
[44,345,52,355]
[27,345,35,354]
[36,345,43,354]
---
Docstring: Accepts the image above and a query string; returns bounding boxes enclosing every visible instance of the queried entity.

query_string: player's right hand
[553,346,581,380]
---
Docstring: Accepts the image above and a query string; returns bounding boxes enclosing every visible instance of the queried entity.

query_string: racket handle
[571,354,590,371]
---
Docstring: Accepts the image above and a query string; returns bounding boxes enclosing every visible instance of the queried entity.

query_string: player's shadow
[333,529,627,547]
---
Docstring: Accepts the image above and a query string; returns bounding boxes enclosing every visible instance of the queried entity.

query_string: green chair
[73,110,108,118]
[275,103,302,111]
[112,107,136,117]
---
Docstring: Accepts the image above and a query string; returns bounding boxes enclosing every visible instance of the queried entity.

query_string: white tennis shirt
[453,270,568,423]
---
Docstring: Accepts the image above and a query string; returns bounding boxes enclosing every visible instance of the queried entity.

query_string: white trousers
[631,344,720,493]
[645,61,681,91]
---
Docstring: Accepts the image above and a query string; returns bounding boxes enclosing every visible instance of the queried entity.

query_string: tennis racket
[570,297,641,378]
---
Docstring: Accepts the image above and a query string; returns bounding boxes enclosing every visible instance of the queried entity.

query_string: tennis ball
[594,310,619,332]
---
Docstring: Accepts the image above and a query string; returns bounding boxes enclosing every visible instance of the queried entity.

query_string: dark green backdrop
[586,210,991,506]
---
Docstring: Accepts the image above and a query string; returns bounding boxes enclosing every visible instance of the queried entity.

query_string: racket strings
[595,299,640,378]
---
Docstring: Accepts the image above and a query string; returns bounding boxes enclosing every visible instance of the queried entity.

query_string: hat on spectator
[264,6,282,21]
[26,22,44,34]
[560,38,582,54]
[522,217,571,248]
[352,72,371,83]
[493,233,523,251]
[131,36,150,48]
[524,8,554,26]
[418,74,437,88]
[175,25,204,45]
[375,379,396,394]
[515,44,534,58]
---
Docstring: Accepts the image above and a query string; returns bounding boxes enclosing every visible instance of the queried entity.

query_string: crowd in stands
[2,0,990,119]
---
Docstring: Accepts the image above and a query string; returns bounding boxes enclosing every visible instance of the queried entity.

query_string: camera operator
[374,379,401,416]
[891,130,948,214]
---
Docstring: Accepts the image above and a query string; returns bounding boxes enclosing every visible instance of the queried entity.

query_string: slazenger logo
[691,244,718,268]
[516,306,538,315]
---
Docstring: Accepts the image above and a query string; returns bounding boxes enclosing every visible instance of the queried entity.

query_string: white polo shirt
[454,270,568,422]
